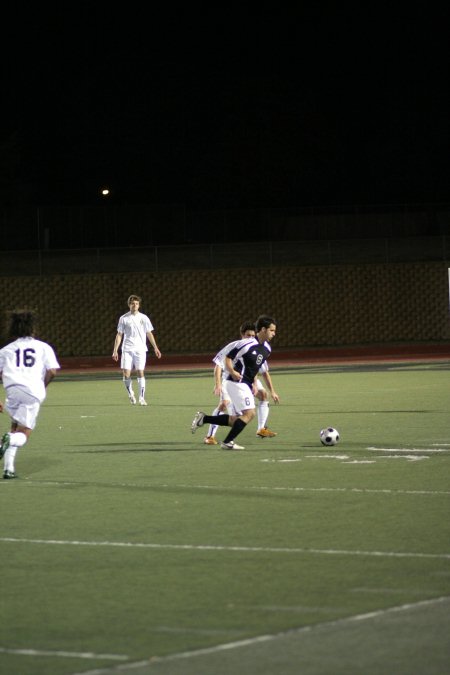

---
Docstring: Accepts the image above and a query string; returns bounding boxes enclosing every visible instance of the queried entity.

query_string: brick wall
[1,262,449,356]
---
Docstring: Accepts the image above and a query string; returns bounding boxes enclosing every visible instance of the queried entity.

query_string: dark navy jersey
[225,337,272,388]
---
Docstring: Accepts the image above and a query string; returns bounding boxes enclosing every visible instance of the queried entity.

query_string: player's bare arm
[147,332,162,359]
[112,332,123,361]
[213,364,223,396]
[262,371,280,403]
[225,356,241,381]
[44,368,58,388]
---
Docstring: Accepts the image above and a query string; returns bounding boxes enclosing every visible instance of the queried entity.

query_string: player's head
[127,294,141,308]
[255,315,277,341]
[6,310,37,339]
[240,320,256,339]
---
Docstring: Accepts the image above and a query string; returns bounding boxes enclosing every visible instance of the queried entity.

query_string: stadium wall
[0,262,449,356]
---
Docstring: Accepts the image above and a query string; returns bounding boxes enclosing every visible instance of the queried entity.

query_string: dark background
[2,5,449,238]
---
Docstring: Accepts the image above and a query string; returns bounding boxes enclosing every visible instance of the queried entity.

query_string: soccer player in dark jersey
[203,321,279,444]
[191,315,277,449]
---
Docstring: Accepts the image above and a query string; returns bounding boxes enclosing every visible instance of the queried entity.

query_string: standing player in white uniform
[191,315,277,450]
[0,310,60,479]
[112,295,162,405]
[203,320,280,444]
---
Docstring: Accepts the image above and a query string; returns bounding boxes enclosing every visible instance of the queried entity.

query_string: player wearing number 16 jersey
[0,310,60,479]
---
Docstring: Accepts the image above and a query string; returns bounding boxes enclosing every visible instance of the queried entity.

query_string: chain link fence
[0,236,448,276]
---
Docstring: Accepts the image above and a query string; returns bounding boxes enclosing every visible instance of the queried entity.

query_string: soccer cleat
[256,427,277,438]
[129,392,137,405]
[203,436,218,445]
[139,397,148,406]
[0,432,10,459]
[220,441,245,450]
[3,470,16,479]
[191,411,205,433]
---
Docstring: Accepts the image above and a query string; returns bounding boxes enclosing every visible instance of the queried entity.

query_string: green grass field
[1,361,449,675]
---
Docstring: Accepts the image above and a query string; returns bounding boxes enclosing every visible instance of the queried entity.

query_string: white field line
[1,537,449,559]
[72,595,450,675]
[179,483,450,495]
[3,479,450,496]
[368,447,450,453]
[0,647,128,660]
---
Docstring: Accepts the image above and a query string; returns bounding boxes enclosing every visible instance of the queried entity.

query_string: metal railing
[0,236,448,276]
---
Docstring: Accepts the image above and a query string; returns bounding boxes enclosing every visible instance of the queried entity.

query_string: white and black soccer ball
[320,427,340,446]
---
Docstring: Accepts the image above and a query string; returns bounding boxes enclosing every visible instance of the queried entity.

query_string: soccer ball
[320,427,340,446]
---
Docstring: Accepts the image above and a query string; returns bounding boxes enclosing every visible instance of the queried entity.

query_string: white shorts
[5,386,41,430]
[220,380,237,415]
[220,379,231,402]
[121,350,147,371]
[226,381,255,416]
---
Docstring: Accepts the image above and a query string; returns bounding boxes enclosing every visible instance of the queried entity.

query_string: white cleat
[220,441,245,450]
[191,411,205,433]
[139,397,148,406]
[129,393,137,405]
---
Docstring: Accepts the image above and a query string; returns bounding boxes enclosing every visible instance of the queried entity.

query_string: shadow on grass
[67,443,206,453]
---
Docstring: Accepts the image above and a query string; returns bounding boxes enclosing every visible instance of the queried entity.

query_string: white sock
[123,378,134,396]
[207,406,221,437]
[257,401,269,429]
[4,446,18,473]
[137,377,146,399]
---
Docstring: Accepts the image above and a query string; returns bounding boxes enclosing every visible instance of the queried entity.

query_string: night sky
[3,5,449,211]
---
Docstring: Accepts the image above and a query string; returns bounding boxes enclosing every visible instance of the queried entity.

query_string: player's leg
[121,352,136,403]
[204,402,221,444]
[2,389,36,478]
[221,382,256,449]
[255,382,277,437]
[204,383,231,445]
[136,353,148,405]
[192,410,231,433]
[192,385,254,441]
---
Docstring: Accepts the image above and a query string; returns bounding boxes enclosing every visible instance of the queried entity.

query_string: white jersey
[213,339,240,381]
[212,339,269,382]
[117,311,153,352]
[0,336,60,402]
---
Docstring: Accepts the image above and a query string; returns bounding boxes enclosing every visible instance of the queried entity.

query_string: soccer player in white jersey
[203,321,280,445]
[0,310,60,479]
[191,315,278,450]
[112,295,162,405]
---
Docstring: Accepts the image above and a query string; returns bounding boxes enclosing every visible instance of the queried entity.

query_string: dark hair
[255,315,276,331]
[240,320,256,334]
[7,310,38,339]
[127,295,141,305]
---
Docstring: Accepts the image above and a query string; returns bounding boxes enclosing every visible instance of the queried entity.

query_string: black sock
[203,414,229,426]
[224,418,247,443]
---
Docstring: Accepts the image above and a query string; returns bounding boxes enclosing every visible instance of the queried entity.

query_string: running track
[59,342,450,374]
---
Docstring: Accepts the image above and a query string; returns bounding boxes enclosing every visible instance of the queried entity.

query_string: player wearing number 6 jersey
[0,310,60,479]
[191,315,277,450]
[203,320,279,445]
